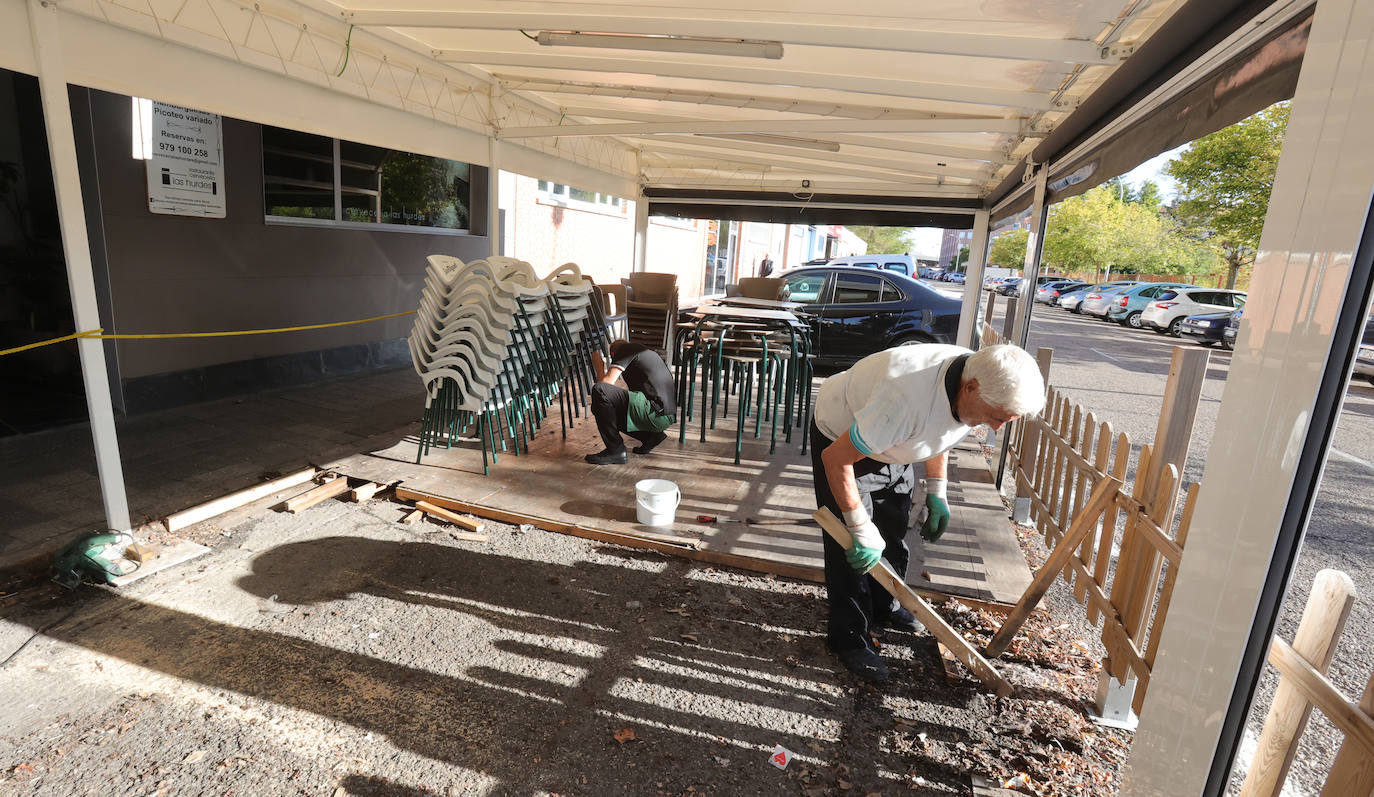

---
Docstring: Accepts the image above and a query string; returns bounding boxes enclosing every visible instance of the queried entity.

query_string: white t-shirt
[814,344,972,465]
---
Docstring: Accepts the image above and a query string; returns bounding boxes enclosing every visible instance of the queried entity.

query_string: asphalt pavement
[949,282,1374,796]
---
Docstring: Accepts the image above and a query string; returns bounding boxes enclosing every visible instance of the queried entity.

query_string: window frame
[831,271,885,305]
[536,180,627,217]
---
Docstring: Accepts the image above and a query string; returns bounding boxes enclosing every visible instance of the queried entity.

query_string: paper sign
[768,744,792,770]
[145,101,225,218]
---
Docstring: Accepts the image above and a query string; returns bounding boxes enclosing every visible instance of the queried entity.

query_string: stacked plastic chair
[408,255,610,474]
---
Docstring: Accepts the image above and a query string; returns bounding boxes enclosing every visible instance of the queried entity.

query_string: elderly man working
[586,340,677,465]
[811,342,1045,682]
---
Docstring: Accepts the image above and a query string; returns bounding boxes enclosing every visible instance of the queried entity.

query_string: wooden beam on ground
[165,467,318,531]
[1322,668,1374,796]
[283,476,350,514]
[350,481,390,502]
[814,507,1013,697]
[1240,569,1357,796]
[985,476,1120,658]
[414,500,486,533]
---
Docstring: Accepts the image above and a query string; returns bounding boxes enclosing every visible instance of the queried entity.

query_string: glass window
[834,273,883,304]
[1157,290,1180,301]
[879,279,903,302]
[262,126,335,220]
[783,272,827,304]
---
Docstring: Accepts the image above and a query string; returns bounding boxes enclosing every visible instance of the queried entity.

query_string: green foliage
[848,226,913,254]
[988,229,1028,268]
[954,246,970,269]
[1165,101,1289,287]
[1040,185,1223,279]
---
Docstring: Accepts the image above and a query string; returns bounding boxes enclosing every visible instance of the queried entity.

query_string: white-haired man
[810,342,1046,682]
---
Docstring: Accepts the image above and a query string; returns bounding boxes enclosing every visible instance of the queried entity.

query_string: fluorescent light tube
[697,133,842,153]
[536,31,784,60]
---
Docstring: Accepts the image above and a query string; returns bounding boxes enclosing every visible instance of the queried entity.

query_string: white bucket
[635,478,680,526]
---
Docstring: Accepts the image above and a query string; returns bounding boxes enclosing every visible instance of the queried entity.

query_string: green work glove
[921,477,950,542]
[842,507,885,574]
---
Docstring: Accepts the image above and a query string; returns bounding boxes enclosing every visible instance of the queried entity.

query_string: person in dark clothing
[586,340,677,465]
[759,254,774,278]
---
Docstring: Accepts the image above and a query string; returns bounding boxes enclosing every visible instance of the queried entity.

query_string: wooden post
[985,476,1121,658]
[813,508,1012,697]
[1239,569,1356,796]
[1143,347,1209,499]
[1013,348,1053,524]
[1320,670,1374,796]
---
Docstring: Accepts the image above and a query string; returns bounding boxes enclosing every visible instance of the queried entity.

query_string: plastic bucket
[635,478,680,526]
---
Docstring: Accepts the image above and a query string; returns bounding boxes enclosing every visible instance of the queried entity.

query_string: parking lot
[962,282,1374,794]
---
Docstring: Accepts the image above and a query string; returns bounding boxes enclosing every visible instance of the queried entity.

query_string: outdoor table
[706,296,808,312]
[678,304,813,462]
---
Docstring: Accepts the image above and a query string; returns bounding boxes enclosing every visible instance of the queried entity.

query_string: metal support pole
[633,188,649,273]
[956,209,990,349]
[487,138,500,256]
[1013,167,1049,348]
[27,0,130,532]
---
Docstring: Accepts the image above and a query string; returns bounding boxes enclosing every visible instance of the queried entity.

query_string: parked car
[996,277,1023,296]
[827,254,916,277]
[1176,310,1238,347]
[1104,283,1200,328]
[778,266,961,366]
[1354,314,1374,385]
[947,272,966,284]
[1035,280,1086,304]
[1141,288,1248,335]
[984,275,1011,291]
[1079,282,1145,318]
[1222,307,1243,350]
[1052,283,1094,308]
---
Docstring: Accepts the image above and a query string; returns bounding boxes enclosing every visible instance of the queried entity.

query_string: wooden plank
[814,507,1013,698]
[1123,463,1180,644]
[108,540,211,587]
[1090,430,1128,625]
[350,481,389,502]
[283,476,350,513]
[1321,672,1374,796]
[1266,638,1374,768]
[1144,346,1209,499]
[165,467,317,530]
[414,500,486,533]
[984,476,1120,658]
[1240,569,1358,797]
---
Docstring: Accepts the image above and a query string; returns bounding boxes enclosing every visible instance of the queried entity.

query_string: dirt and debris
[0,473,1131,795]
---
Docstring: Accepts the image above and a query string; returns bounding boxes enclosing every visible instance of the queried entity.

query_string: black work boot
[881,608,926,634]
[584,448,628,465]
[631,431,668,455]
[836,647,889,682]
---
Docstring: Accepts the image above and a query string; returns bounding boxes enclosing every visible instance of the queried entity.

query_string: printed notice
[146,102,225,218]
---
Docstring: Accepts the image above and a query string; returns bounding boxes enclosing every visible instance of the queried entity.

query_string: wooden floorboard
[327,406,1030,605]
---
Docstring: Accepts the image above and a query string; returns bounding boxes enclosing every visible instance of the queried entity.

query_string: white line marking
[1089,347,1124,363]
[1329,447,1374,471]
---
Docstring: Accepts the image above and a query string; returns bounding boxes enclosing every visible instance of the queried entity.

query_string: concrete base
[1092,670,1140,731]
[1012,496,1032,525]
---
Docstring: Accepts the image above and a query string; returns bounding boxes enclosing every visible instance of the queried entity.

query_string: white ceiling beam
[639,144,970,185]
[640,176,982,198]
[499,117,1023,139]
[499,77,963,119]
[435,51,1053,110]
[641,196,981,213]
[648,135,992,180]
[346,6,1105,64]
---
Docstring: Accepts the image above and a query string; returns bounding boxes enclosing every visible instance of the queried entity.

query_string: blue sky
[1121,144,1188,202]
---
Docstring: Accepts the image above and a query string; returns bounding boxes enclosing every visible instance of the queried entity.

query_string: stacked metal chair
[408,255,609,474]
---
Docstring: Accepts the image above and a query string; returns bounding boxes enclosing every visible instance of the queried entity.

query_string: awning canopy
[0,0,1311,219]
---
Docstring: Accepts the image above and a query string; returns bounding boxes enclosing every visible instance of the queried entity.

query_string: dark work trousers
[810,421,915,654]
[590,382,631,452]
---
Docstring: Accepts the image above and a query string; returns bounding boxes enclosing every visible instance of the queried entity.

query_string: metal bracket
[1100,42,1137,62]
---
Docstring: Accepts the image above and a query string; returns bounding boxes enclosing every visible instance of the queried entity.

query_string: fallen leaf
[613,727,636,744]
[921,570,932,581]
[182,751,206,764]
[680,633,699,643]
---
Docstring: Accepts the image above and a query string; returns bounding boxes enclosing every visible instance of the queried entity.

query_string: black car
[779,267,962,366]
[1177,310,1237,348]
[1222,307,1243,350]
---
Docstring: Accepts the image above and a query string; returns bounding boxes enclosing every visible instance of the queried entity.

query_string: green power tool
[52,532,138,589]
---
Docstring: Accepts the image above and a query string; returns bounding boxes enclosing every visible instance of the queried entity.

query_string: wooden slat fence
[1239,569,1374,796]
[980,321,1207,716]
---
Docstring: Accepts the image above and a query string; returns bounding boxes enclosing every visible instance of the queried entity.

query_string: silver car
[1079,282,1143,318]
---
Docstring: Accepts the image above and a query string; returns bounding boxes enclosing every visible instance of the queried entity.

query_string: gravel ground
[0,458,1130,796]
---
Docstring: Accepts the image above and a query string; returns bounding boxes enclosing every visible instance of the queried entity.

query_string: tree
[1165,101,1289,288]
[848,226,913,254]
[953,246,970,270]
[988,229,1028,269]
[1040,185,1223,279]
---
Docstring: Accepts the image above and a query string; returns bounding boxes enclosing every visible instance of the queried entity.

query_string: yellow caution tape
[0,310,417,357]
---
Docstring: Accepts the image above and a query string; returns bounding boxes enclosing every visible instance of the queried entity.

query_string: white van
[825,254,915,277]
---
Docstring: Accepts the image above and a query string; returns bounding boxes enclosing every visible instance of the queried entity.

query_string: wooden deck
[326,409,1031,607]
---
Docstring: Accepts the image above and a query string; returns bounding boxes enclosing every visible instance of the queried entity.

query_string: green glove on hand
[921,477,950,542]
[842,507,885,574]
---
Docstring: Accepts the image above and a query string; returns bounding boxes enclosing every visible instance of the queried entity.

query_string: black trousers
[809,421,914,653]
[589,382,656,452]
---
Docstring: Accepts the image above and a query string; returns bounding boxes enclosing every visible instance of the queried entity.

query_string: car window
[879,279,904,302]
[833,272,883,303]
[783,273,827,304]
[1185,291,1216,304]
[1157,290,1180,301]
[852,262,878,269]
[882,262,909,275]
[1140,286,1166,298]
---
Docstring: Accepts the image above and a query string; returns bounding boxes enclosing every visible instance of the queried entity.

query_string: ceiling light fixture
[536,31,784,60]
[697,133,841,153]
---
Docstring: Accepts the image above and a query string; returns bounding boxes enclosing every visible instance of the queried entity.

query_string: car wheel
[1221,339,1235,351]
[893,333,935,348]
[1197,340,1217,347]
[1167,317,1184,337]
[1123,311,1143,329]
[1152,327,1170,335]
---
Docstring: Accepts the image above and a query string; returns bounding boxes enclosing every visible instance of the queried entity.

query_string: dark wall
[73,87,490,411]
